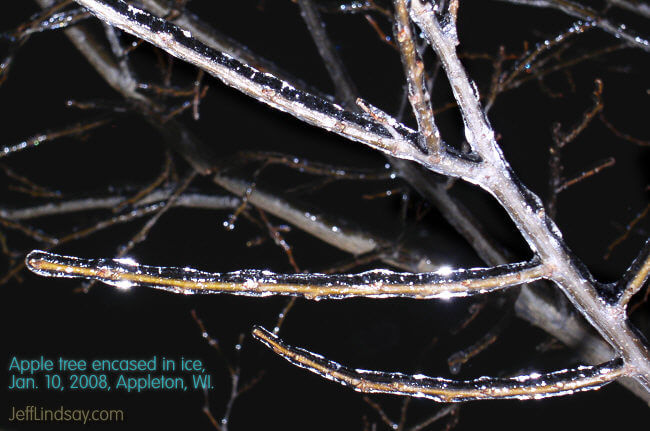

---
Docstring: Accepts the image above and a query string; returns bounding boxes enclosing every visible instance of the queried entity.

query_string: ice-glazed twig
[555,157,615,194]
[600,113,650,147]
[447,307,512,374]
[0,119,110,159]
[213,175,381,258]
[297,0,359,109]
[605,204,649,260]
[71,0,478,179]
[33,0,145,101]
[213,173,442,274]
[0,216,58,245]
[1,0,79,85]
[494,0,650,52]
[234,151,392,181]
[0,191,239,221]
[25,251,546,299]
[394,0,441,154]
[548,79,605,218]
[252,326,625,402]
[113,153,173,212]
[407,404,459,431]
[137,0,323,97]
[616,240,650,310]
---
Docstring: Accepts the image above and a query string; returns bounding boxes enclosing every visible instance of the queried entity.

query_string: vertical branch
[394,0,441,153]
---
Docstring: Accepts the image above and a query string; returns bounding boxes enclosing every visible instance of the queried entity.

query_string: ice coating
[72,0,419,154]
[25,250,546,300]
[71,0,481,181]
[60,0,650,399]
[252,326,625,402]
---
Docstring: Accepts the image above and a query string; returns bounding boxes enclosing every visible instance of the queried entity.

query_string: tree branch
[494,0,650,52]
[393,0,441,153]
[22,0,650,404]
[409,0,650,392]
[296,0,359,109]
[252,326,625,402]
[72,0,478,179]
[617,240,650,310]
[25,251,546,299]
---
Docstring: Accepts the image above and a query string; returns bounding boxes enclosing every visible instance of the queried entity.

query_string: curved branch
[252,326,625,402]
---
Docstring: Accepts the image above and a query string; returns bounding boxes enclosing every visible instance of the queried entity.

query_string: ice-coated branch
[0,119,110,159]
[409,0,504,166]
[71,0,478,179]
[494,0,650,52]
[394,0,441,153]
[88,3,647,399]
[0,191,239,220]
[33,0,145,101]
[409,0,650,392]
[616,240,650,310]
[27,0,650,402]
[297,0,359,109]
[252,326,625,402]
[25,251,546,300]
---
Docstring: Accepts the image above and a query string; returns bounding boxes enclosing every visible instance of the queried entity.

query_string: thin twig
[616,240,650,310]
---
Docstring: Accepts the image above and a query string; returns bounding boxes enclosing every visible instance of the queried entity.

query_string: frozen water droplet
[115,257,139,266]
[112,279,134,290]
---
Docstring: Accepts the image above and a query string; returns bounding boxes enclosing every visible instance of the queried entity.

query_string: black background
[1,1,649,430]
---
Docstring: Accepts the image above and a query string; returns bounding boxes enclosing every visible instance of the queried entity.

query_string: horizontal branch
[25,251,546,299]
[0,119,110,159]
[252,326,625,402]
[0,191,240,220]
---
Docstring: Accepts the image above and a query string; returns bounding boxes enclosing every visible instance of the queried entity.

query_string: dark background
[1,1,649,430]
